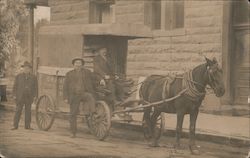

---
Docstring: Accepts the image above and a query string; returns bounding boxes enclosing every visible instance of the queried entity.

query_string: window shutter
[164,1,172,30]
[173,0,184,28]
[144,0,161,30]
[144,1,153,28]
[152,0,161,30]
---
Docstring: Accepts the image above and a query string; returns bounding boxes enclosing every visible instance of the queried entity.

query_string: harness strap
[162,79,169,101]
[183,70,206,101]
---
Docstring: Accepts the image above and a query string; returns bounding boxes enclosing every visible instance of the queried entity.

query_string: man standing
[63,58,95,138]
[12,61,38,130]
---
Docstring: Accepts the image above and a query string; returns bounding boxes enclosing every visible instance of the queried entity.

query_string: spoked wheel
[142,110,165,141]
[36,95,56,131]
[88,101,111,141]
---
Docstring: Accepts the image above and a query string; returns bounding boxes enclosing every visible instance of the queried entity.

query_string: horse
[139,57,225,155]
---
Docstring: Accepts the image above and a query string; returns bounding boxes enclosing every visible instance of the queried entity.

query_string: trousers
[69,92,95,135]
[13,98,33,129]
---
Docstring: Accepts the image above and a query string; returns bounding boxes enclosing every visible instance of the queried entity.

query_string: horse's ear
[205,57,213,66]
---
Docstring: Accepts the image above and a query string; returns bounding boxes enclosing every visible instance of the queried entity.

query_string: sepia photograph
[0,0,249,157]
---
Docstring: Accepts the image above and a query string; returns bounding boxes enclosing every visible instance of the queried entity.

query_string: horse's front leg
[175,112,184,148]
[189,108,200,155]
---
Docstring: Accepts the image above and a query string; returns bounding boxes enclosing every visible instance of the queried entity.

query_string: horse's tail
[139,79,152,113]
[139,77,150,102]
[139,75,164,102]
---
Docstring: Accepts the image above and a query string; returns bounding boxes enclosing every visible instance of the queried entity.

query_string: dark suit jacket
[13,73,38,103]
[63,68,95,104]
[93,55,114,79]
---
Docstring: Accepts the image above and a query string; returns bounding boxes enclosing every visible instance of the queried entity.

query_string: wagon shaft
[113,89,187,114]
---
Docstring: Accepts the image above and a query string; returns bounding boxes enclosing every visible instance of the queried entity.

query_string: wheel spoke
[42,117,48,128]
[39,114,44,128]
[157,117,161,121]
[96,127,101,138]
[101,120,108,126]
[37,113,42,125]
[100,123,108,133]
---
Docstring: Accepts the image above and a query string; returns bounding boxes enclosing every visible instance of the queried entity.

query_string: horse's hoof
[189,145,201,155]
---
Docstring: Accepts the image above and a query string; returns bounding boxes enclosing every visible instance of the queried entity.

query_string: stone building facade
[30,0,249,113]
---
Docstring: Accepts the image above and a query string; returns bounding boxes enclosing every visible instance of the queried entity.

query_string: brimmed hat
[21,61,32,68]
[72,57,85,65]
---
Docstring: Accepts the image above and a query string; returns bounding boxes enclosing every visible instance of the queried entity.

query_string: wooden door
[233,25,249,105]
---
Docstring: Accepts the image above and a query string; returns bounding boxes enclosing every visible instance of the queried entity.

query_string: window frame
[144,0,185,37]
[89,0,116,24]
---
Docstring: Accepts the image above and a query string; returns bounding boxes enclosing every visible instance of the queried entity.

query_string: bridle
[206,64,221,92]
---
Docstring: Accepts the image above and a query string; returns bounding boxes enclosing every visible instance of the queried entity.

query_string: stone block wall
[48,0,145,25]
[115,0,144,24]
[48,0,89,25]
[127,1,224,79]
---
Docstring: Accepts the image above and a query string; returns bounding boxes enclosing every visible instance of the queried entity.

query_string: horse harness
[141,65,217,104]
[182,70,206,102]
[161,70,207,103]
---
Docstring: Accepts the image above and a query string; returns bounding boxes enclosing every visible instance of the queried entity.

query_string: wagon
[35,24,165,141]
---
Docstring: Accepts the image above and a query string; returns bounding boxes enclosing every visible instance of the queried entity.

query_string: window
[89,0,115,24]
[144,0,184,30]
[144,0,161,30]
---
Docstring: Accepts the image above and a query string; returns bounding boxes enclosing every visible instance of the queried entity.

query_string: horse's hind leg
[143,107,152,139]
[150,109,161,147]
[189,108,200,155]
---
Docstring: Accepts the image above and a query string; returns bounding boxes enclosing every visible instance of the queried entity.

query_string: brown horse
[139,57,225,154]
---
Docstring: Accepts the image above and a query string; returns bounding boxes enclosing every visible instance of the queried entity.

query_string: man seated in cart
[93,47,119,106]
[93,47,133,121]
[63,57,96,138]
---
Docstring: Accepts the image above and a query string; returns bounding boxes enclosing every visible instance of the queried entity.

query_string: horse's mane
[191,63,208,92]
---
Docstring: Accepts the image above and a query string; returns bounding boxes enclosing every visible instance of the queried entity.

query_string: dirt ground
[0,108,248,158]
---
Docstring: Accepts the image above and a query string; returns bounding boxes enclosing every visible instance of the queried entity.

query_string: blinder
[206,63,221,90]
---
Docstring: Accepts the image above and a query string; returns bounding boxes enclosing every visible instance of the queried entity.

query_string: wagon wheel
[88,101,111,141]
[142,111,165,141]
[36,95,56,131]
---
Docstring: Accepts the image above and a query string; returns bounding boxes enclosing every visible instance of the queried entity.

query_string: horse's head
[205,57,225,97]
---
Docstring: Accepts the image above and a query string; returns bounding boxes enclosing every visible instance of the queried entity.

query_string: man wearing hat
[12,61,38,130]
[63,57,95,138]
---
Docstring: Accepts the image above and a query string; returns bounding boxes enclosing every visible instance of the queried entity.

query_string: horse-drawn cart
[35,67,175,140]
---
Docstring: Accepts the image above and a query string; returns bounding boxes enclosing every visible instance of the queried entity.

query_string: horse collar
[183,71,206,101]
